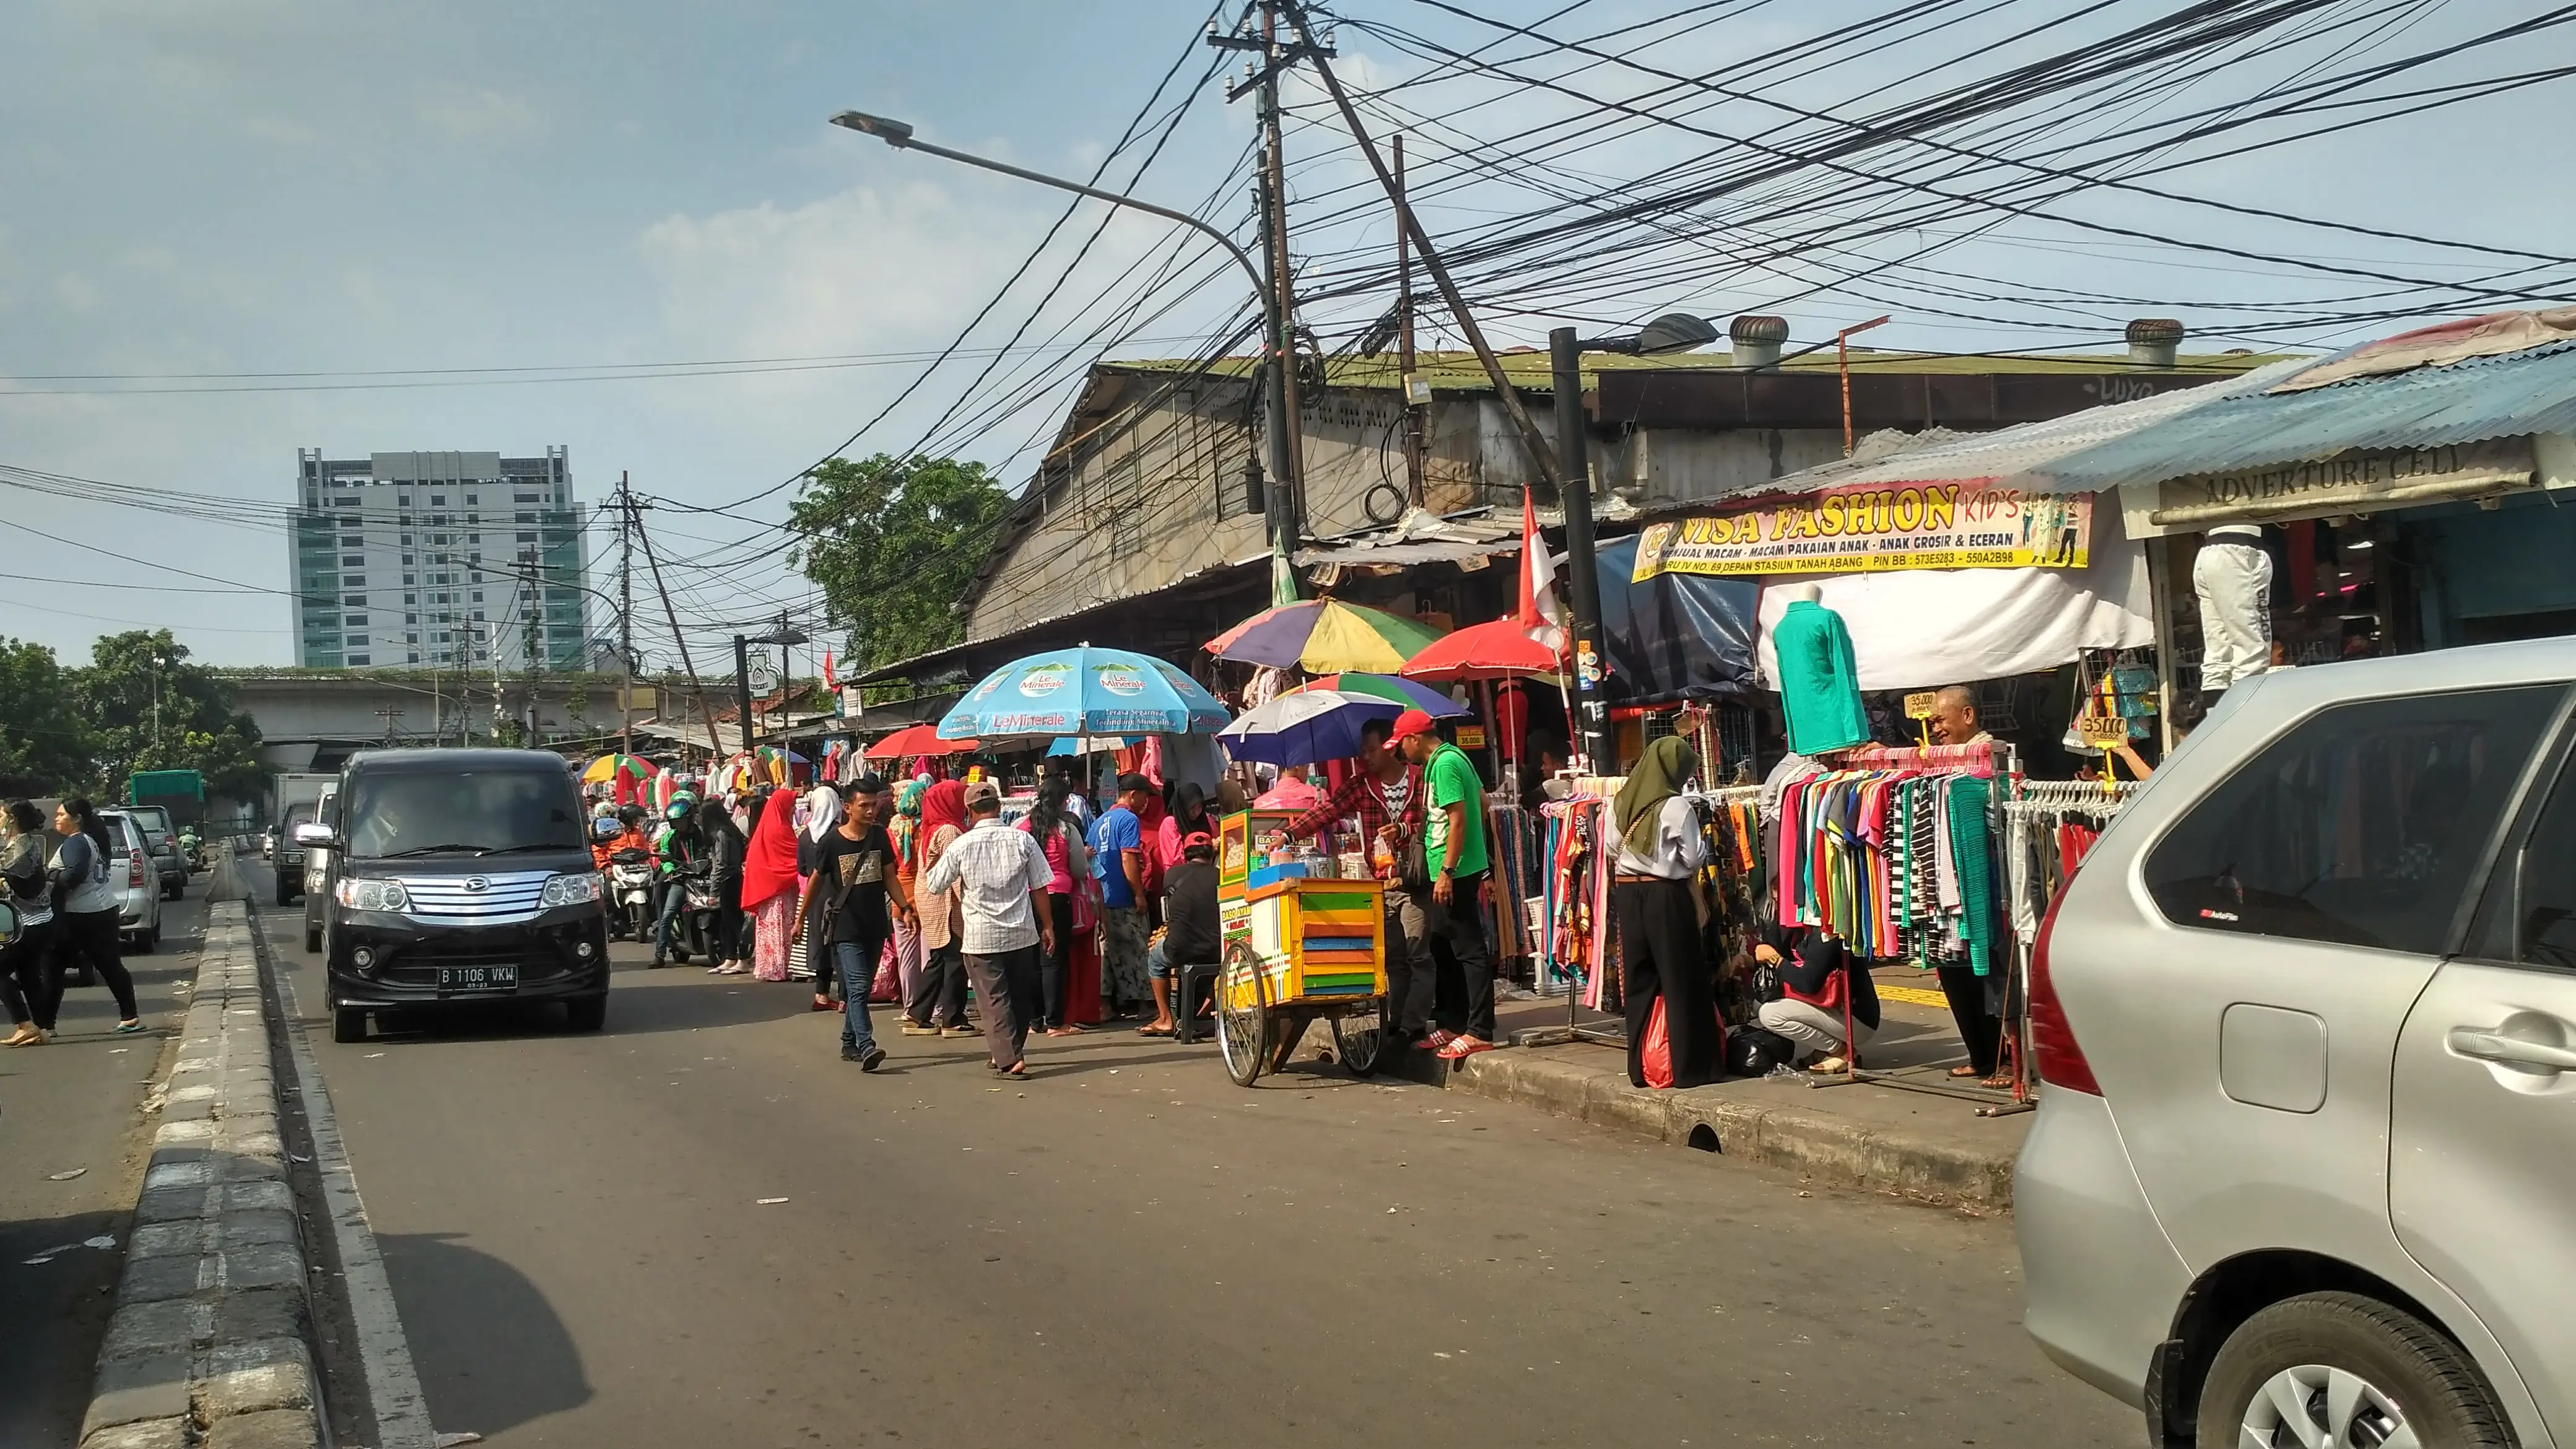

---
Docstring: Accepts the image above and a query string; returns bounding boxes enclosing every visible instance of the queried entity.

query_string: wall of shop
[2411,491,2576,647]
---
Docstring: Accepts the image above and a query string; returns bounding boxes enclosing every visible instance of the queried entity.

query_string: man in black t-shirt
[793,775,915,1069]
[1141,833,1221,1037]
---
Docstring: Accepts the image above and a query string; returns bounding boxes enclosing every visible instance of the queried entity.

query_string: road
[246,858,2135,1449]
[0,864,212,1447]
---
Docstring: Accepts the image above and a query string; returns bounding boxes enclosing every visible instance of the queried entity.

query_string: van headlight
[541,871,605,908]
[334,879,410,913]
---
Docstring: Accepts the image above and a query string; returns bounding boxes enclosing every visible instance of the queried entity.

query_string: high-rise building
[290,448,589,672]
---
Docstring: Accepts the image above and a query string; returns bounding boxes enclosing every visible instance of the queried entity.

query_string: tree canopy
[0,631,268,800]
[786,455,1011,679]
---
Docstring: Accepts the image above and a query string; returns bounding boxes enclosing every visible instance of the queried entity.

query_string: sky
[2,0,2568,669]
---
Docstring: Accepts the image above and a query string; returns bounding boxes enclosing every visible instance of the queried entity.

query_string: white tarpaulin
[1754,526,2154,692]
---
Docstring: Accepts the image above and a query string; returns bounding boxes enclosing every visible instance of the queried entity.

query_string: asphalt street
[248,858,2136,1449]
[0,862,210,1447]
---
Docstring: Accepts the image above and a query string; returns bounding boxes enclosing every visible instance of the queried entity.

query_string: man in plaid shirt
[1286,716,1445,1053]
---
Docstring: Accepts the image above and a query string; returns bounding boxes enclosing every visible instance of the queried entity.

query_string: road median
[80,899,324,1449]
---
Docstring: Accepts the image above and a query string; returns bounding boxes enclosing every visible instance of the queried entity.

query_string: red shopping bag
[1641,996,1673,1089]
[870,937,900,1003]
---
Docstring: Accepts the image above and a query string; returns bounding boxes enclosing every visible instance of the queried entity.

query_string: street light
[829,108,1303,599]
[1549,313,1717,772]
[735,616,809,757]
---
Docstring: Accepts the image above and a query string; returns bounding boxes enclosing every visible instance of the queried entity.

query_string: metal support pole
[1551,327,1611,772]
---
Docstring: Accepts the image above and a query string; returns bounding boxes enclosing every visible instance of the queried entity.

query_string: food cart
[1212,809,1389,1086]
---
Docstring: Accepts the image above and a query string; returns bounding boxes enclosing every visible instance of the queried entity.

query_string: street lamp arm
[829,114,1266,301]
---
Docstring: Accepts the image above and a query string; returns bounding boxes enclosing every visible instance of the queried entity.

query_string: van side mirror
[293,823,337,849]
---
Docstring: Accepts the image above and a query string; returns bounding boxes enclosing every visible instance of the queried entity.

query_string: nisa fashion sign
[1630,481,2094,580]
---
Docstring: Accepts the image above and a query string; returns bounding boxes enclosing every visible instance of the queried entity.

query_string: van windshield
[344,770,585,859]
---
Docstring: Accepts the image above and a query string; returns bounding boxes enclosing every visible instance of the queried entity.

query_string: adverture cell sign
[1630,482,2094,580]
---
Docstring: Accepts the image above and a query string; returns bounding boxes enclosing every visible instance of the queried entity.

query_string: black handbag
[1397,829,1433,892]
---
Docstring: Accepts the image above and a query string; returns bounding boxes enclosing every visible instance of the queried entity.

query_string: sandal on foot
[1946,1064,1983,1079]
[1136,1024,1175,1038]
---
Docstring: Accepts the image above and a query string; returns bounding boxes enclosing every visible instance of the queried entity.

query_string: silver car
[2019,638,2576,1448]
[95,809,163,954]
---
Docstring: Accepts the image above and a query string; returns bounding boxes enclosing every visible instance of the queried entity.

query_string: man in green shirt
[1392,708,1497,1058]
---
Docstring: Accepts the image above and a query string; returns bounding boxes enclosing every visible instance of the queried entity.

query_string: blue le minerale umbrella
[937,647,1231,742]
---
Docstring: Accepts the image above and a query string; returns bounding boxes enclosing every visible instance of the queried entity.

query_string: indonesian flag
[1517,488,1568,655]
[820,646,836,691]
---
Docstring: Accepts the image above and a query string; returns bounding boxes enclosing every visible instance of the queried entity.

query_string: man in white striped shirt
[919,781,1056,1077]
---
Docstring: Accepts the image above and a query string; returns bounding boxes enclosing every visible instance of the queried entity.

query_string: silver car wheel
[2240,1363,2417,1449]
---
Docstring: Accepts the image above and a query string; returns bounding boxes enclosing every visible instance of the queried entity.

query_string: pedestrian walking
[919,780,1054,1078]
[48,798,144,1035]
[1,799,64,1046]
[793,775,908,1069]
[795,784,842,1009]
[903,780,973,1037]
[742,788,801,983]
[701,796,750,975]
[1020,776,1094,1036]
[887,779,929,1004]
[1089,773,1153,1019]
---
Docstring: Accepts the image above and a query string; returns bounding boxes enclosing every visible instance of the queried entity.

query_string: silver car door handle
[2447,1027,2576,1072]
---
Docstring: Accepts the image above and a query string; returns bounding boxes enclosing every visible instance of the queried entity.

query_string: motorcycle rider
[651,795,707,968]
[594,806,651,871]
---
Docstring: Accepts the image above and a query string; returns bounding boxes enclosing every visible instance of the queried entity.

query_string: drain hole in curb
[1685,1123,1720,1153]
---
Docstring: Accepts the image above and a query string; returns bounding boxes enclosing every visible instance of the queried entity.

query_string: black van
[300,748,610,1043]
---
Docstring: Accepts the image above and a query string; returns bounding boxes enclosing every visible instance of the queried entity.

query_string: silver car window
[2144,685,2561,954]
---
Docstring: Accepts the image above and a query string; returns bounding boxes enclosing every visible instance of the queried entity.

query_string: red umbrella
[865,723,978,760]
[1399,619,1565,682]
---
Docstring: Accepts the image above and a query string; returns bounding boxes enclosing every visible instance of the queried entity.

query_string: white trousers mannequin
[2193,524,2273,694]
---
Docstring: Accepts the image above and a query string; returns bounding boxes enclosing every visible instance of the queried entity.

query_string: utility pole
[1551,327,1611,770]
[374,706,403,745]
[1211,4,1329,599]
[1275,0,1559,489]
[1395,133,1426,509]
[632,503,726,759]
[617,472,635,759]
[519,545,542,744]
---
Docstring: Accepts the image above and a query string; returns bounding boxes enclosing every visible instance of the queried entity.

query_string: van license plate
[438,965,518,993]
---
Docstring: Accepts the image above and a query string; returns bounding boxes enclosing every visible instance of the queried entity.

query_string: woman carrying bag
[47,798,145,1038]
[2,799,64,1045]
[1611,739,1717,1089]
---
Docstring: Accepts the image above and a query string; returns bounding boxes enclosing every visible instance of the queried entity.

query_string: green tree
[72,632,266,801]
[0,637,94,795]
[787,455,1011,676]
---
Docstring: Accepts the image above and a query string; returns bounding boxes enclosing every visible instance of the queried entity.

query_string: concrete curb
[81,900,324,1449]
[1395,1045,2017,1211]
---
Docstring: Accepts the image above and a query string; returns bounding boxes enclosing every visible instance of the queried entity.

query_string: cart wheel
[1216,942,1270,1088]
[1335,1001,1388,1079]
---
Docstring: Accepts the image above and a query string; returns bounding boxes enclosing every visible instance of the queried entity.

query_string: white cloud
[54,272,98,311]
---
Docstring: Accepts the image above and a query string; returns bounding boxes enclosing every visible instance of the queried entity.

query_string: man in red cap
[1139,830,1220,1037]
[1391,707,1499,1058]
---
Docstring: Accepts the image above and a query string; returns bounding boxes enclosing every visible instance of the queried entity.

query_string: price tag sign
[1904,691,1940,720]
[1457,725,1487,749]
[2078,714,2131,747]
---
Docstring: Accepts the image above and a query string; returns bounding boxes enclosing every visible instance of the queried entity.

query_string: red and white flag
[1516,489,1568,655]
[820,647,836,691]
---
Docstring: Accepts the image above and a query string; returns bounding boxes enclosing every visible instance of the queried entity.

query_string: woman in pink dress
[741,789,802,982]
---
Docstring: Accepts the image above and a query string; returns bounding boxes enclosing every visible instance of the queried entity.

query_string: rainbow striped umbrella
[1282,672,1468,719]
[1204,599,1448,674]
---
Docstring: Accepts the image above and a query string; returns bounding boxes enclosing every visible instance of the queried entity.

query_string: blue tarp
[1595,534,1760,705]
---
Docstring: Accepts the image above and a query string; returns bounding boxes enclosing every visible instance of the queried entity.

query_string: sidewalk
[1382,972,2030,1213]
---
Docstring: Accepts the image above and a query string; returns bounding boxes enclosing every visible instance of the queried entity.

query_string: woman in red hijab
[741,788,804,982]
[902,781,975,1033]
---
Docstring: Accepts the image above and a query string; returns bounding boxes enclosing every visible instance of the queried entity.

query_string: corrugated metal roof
[2043,336,2576,489]
[1111,346,2287,395]
[1645,358,2305,511]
